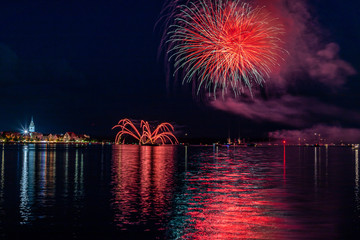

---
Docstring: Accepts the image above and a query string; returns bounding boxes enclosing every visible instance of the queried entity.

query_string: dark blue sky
[0,0,359,140]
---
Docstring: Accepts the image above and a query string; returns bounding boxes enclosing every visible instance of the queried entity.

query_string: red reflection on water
[284,144,286,181]
[179,150,297,239]
[111,145,176,229]
[185,196,286,239]
[183,192,291,239]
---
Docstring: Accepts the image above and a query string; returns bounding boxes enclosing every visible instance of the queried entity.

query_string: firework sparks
[164,0,286,96]
[112,119,179,145]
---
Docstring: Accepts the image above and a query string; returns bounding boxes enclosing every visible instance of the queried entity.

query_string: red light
[283,140,286,144]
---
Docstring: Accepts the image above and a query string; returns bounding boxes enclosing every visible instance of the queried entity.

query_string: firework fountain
[112,119,179,145]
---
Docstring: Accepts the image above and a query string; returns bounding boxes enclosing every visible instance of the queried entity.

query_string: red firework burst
[165,0,286,96]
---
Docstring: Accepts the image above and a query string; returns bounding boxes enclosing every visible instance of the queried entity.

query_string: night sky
[0,0,359,142]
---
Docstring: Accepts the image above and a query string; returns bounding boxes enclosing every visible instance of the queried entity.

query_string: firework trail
[163,0,286,96]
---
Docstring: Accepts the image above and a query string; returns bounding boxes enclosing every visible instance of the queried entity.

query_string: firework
[112,119,179,145]
[164,0,285,96]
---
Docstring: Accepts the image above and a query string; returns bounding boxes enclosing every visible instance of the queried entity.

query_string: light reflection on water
[168,147,300,240]
[0,145,4,237]
[355,149,359,214]
[19,145,31,224]
[0,144,359,239]
[2,144,87,227]
[110,145,360,239]
[111,145,177,231]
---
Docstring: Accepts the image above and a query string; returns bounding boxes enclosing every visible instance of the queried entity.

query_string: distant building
[5,117,92,143]
[31,132,43,141]
[64,132,80,141]
[63,132,90,142]
[79,134,90,141]
[1,131,21,141]
[29,117,35,133]
[47,134,59,142]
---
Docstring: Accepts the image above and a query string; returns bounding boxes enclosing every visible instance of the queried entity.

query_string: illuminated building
[29,117,35,133]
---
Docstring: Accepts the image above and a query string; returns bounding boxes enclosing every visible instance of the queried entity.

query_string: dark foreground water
[0,143,359,239]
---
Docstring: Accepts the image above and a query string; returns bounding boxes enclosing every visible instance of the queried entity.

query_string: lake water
[0,143,359,239]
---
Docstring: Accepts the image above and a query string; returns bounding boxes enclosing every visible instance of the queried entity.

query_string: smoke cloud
[260,0,356,89]
[210,94,360,127]
[305,43,356,88]
[207,0,358,135]
[269,125,360,144]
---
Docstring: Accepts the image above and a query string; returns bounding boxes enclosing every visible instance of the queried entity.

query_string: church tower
[29,117,35,133]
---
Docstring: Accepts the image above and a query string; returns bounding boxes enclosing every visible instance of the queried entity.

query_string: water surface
[0,143,359,239]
